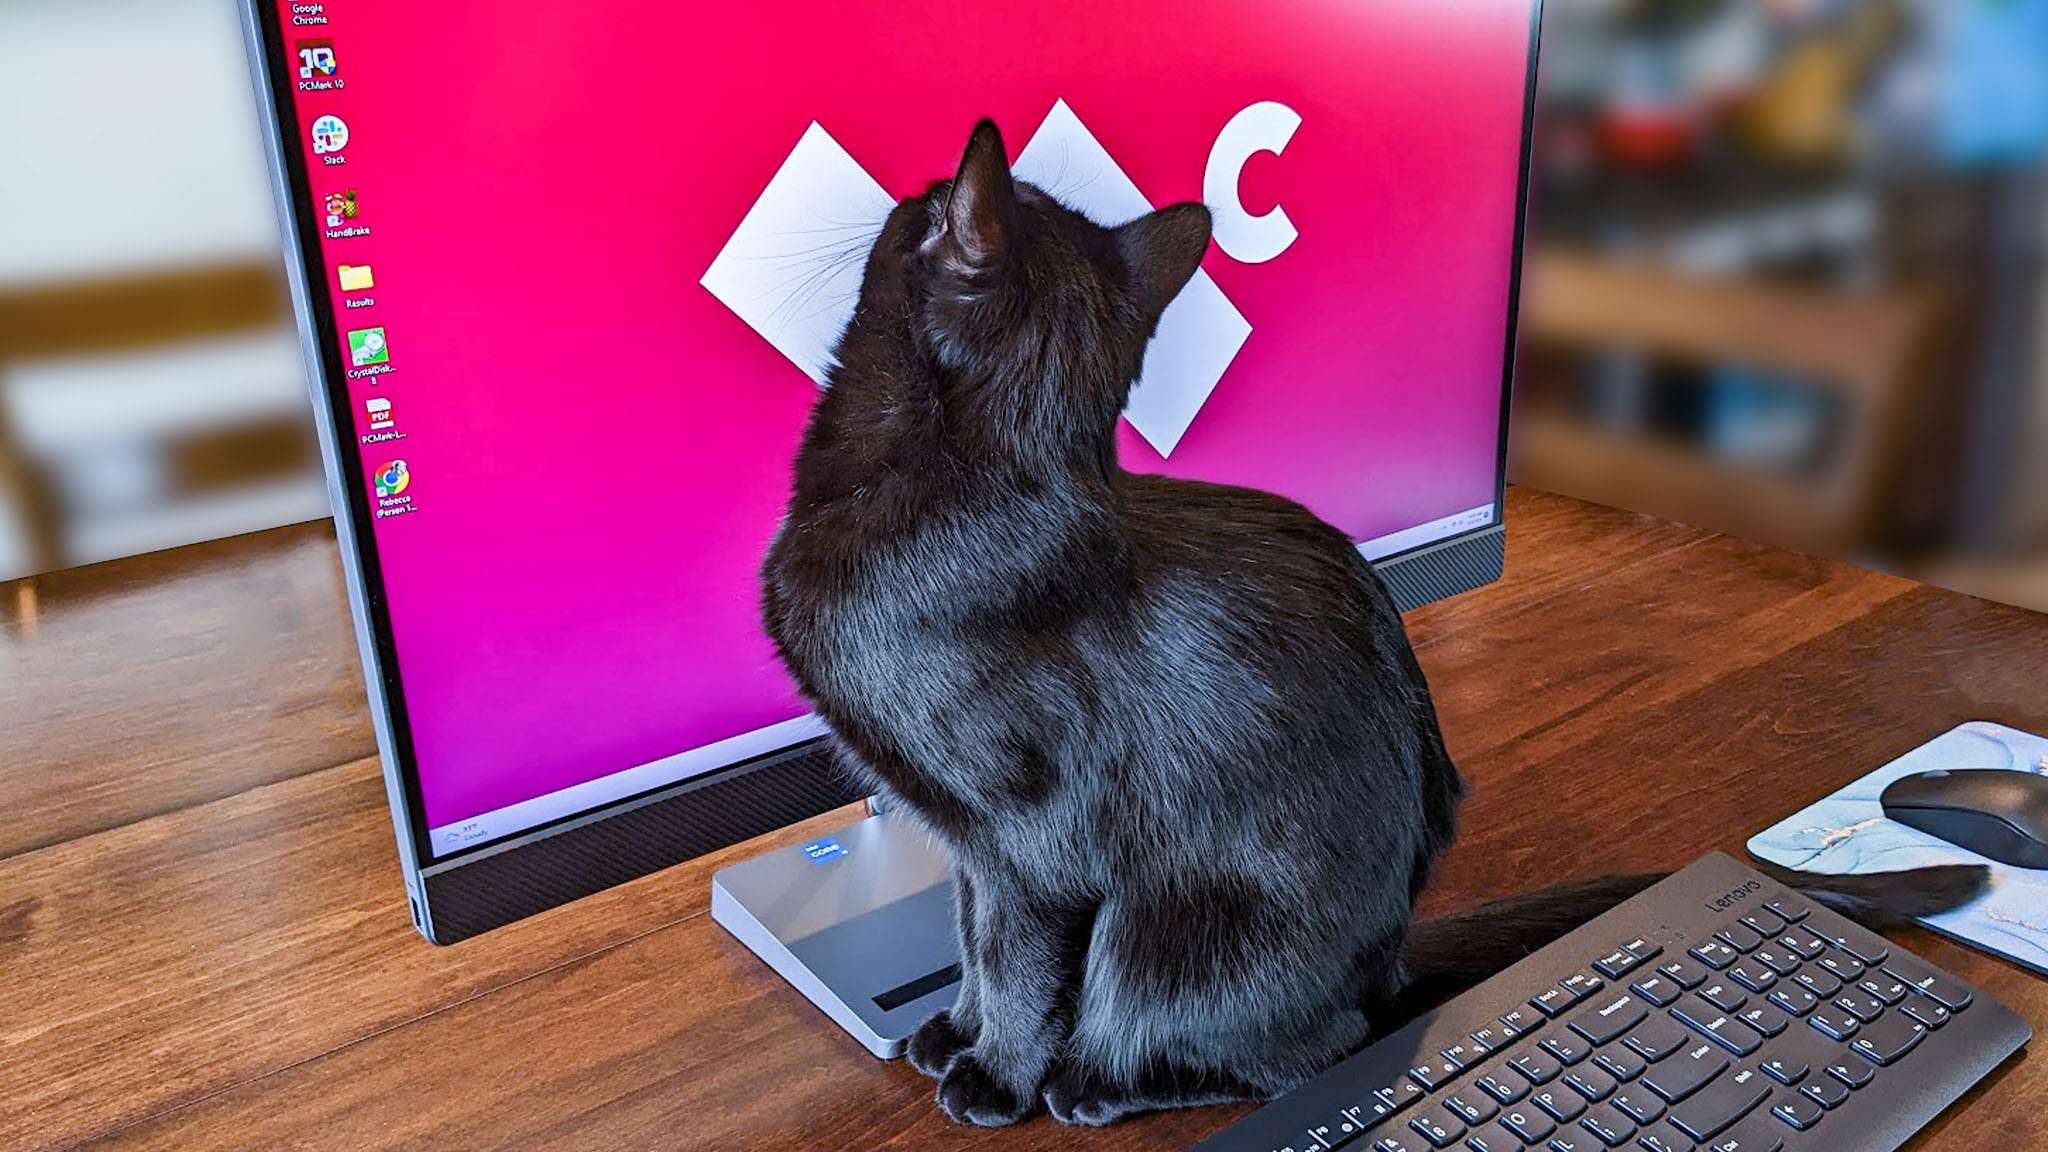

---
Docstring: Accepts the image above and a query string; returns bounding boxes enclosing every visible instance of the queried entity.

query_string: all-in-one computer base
[711,808,961,1058]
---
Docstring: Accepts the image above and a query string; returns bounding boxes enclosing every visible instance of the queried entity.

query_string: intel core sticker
[803,837,848,864]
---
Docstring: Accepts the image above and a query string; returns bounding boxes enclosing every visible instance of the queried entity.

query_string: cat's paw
[905,1010,973,1079]
[936,1053,1034,1127]
[1043,1064,1138,1127]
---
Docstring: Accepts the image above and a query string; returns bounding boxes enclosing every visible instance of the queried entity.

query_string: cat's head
[850,119,1212,463]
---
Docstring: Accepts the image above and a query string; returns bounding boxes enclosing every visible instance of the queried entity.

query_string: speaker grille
[1379,527,1506,613]
[421,743,862,943]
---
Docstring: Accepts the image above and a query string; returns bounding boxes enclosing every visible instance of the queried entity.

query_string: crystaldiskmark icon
[701,100,1299,458]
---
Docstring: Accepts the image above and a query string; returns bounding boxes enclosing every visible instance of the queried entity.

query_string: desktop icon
[338,264,375,292]
[296,39,339,80]
[366,397,394,430]
[311,114,350,155]
[324,190,360,226]
[373,460,411,499]
[347,327,389,367]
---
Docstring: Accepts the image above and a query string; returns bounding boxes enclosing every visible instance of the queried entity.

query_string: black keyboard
[1192,853,2030,1152]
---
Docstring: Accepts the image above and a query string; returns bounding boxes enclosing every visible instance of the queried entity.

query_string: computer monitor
[240,0,1539,945]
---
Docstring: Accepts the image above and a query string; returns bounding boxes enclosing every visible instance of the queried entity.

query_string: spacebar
[1669,1069,1771,1141]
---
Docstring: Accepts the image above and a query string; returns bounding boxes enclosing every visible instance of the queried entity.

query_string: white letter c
[1205,101,1301,264]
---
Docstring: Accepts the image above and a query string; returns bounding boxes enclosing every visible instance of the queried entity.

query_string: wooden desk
[4,488,2043,1151]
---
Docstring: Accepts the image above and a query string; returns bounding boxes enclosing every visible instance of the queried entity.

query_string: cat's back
[1113,471,1388,605]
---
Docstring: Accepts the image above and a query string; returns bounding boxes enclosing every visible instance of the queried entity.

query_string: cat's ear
[1119,202,1213,314]
[938,118,1016,273]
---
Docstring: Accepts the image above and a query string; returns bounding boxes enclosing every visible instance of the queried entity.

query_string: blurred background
[2,0,2045,613]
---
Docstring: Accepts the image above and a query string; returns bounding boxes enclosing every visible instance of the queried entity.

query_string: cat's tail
[1375,861,1989,1032]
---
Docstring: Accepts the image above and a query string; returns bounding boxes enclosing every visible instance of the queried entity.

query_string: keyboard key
[1737,909,1785,938]
[1671,1000,1765,1056]
[1900,999,1950,1030]
[1769,1096,1822,1131]
[1478,1070,1531,1105]
[1807,1008,1859,1041]
[1542,1033,1593,1067]
[1776,930,1826,961]
[1630,976,1681,1008]
[1390,1079,1431,1110]
[1792,970,1841,999]
[1464,1133,1519,1152]
[1642,1043,1729,1103]
[1570,994,1649,1046]
[1749,947,1799,976]
[1696,981,1747,1013]
[1353,1091,1404,1127]
[1469,1026,1512,1054]
[1548,1132,1596,1152]
[1376,1135,1427,1152]
[1533,987,1577,1017]
[1621,938,1664,963]
[1595,949,1644,979]
[1310,1116,1368,1149]
[1512,1049,1565,1085]
[1594,1046,1646,1083]
[1819,927,1888,967]
[1444,1043,1491,1071]
[1767,986,1817,1017]
[1668,1066,1771,1141]
[1801,1076,1850,1110]
[1884,963,1973,1012]
[1415,1055,1470,1090]
[1815,954,1864,983]
[1501,1106,1557,1144]
[1756,1055,1806,1086]
[1446,1092,1501,1126]
[1500,1008,1543,1037]
[1762,896,1809,923]
[1656,960,1706,991]
[1713,925,1761,953]
[1833,992,1885,1023]
[1735,1003,1788,1038]
[1689,942,1739,970]
[1623,1018,1692,1064]
[1531,1087,1587,1123]
[1636,1129,1695,1152]
[1562,973,1607,1002]
[1825,1056,1874,1089]
[1565,1068,1618,1103]
[1612,1088,1666,1125]
[1857,975,1909,1005]
[1579,1105,1636,1147]
[1850,1013,1928,1066]
[1704,1119,1784,1152]
[1726,964,1776,994]
[1411,1107,1468,1148]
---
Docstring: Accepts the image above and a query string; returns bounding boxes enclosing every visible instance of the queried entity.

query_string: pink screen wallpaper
[275,0,1533,836]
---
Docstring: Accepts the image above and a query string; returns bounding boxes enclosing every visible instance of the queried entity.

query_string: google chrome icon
[374,460,410,498]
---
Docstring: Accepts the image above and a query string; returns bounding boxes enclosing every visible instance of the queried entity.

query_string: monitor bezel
[239,0,1541,940]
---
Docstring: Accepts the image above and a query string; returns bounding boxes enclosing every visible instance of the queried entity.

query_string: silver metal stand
[711,807,961,1058]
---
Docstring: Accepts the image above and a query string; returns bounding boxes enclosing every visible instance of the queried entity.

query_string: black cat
[759,120,1982,1128]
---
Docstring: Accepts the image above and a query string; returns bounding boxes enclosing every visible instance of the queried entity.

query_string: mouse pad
[1748,720,2048,978]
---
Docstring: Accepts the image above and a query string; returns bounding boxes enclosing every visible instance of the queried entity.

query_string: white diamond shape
[700,122,892,385]
[1012,100,1251,456]
[702,103,1252,456]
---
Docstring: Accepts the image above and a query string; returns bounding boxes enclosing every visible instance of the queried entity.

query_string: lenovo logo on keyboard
[1702,881,1762,914]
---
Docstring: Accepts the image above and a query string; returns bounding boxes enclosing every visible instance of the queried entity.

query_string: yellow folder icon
[338,264,374,291]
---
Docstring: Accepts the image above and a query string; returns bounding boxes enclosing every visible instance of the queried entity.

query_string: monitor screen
[262,0,1532,860]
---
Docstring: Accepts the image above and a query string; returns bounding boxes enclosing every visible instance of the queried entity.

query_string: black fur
[758,120,1986,1127]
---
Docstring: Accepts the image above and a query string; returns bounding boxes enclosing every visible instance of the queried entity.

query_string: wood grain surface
[3,488,2041,1151]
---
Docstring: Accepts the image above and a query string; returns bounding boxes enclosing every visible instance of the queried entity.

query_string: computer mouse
[1880,769,2048,869]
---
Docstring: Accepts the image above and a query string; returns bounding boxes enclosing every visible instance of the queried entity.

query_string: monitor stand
[711,803,961,1058]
